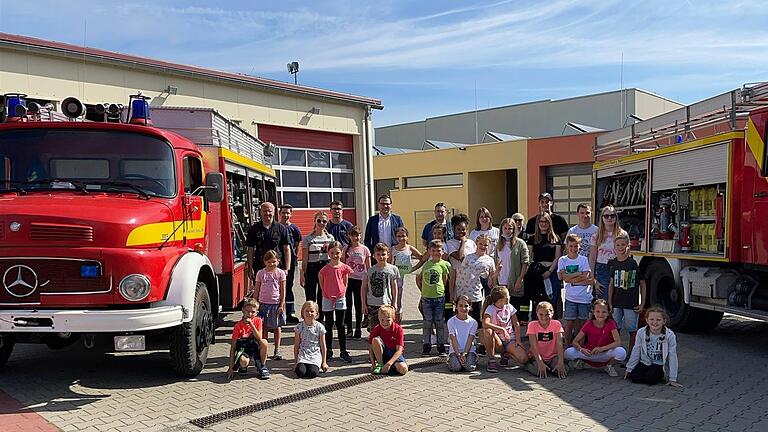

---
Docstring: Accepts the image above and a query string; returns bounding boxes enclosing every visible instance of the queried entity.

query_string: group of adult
[243,192,624,323]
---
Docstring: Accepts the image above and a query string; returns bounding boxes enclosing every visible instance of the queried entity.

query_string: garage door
[546,164,593,225]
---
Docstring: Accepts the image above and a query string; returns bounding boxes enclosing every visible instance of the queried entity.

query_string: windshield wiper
[85,181,151,199]
[20,178,90,194]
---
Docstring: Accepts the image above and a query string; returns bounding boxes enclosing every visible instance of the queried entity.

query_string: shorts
[500,335,518,352]
[613,307,640,332]
[234,337,260,363]
[258,303,286,330]
[564,300,591,320]
[383,346,407,365]
[322,296,347,312]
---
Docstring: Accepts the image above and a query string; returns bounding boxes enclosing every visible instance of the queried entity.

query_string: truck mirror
[204,172,224,203]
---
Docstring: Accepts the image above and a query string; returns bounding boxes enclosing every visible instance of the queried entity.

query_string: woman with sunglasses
[589,205,628,301]
[301,211,336,304]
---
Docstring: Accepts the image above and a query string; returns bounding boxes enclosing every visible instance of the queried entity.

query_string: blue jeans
[422,297,447,345]
[595,263,611,301]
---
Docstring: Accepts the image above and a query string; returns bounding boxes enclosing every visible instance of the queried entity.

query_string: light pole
[287,61,299,85]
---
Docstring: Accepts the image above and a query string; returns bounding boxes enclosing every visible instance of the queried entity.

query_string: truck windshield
[0,128,176,198]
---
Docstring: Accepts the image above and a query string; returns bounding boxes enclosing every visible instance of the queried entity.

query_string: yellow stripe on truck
[747,117,766,172]
[126,213,207,246]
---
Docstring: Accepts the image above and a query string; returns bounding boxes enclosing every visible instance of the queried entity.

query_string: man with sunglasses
[245,202,291,294]
[328,200,354,248]
[421,202,454,249]
[364,194,404,259]
[525,192,569,244]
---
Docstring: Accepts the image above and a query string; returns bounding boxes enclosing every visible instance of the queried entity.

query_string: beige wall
[468,170,507,225]
[0,48,365,137]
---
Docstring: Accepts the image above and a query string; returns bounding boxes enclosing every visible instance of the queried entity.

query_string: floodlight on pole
[287,61,299,85]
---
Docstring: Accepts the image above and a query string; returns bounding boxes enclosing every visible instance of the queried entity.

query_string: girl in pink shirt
[564,299,626,377]
[319,241,354,363]
[526,301,567,378]
[254,250,287,360]
[343,226,370,339]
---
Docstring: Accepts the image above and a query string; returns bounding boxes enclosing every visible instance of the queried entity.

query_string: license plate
[114,335,146,351]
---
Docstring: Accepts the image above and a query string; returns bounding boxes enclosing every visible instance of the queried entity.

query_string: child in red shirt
[564,299,626,377]
[319,241,354,363]
[226,298,269,380]
[368,305,408,375]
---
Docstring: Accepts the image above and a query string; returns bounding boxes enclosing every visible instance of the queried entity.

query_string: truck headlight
[118,274,151,301]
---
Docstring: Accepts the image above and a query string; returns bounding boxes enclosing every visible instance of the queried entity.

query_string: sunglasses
[513,219,523,222]
[316,219,328,224]
[602,214,617,219]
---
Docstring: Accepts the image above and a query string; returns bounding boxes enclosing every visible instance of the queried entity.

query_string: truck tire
[647,260,723,332]
[169,282,214,376]
[0,334,14,369]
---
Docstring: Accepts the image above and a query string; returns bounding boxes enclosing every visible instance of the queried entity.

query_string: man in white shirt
[364,194,404,261]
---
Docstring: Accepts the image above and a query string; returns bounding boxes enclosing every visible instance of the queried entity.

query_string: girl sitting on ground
[625,305,682,387]
[480,286,528,373]
[564,299,626,377]
[293,301,328,379]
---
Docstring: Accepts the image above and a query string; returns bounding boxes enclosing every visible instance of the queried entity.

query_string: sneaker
[572,359,585,370]
[486,359,498,373]
[499,353,510,367]
[237,365,248,376]
[286,314,300,324]
[258,366,271,380]
[372,362,383,375]
[271,352,283,361]
[340,351,353,363]
[345,328,353,337]
[606,364,619,377]
[353,328,362,340]
[436,346,447,357]
[478,345,487,357]
[422,344,432,356]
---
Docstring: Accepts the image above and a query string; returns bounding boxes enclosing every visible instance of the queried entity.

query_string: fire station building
[0,32,381,239]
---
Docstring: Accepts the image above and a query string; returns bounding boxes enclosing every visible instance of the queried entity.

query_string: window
[308,171,331,188]
[51,159,109,179]
[307,151,330,168]
[404,173,462,189]
[333,191,355,207]
[332,153,353,169]
[281,170,307,187]
[374,178,399,199]
[280,149,306,166]
[332,172,354,188]
[310,192,332,208]
[282,191,308,208]
[183,156,204,194]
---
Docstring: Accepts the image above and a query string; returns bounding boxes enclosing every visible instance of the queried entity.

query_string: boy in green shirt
[417,239,452,356]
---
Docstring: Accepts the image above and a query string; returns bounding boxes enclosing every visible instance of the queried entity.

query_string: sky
[1,0,767,127]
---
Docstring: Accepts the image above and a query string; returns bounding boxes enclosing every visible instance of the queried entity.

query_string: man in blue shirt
[327,200,354,248]
[421,202,453,248]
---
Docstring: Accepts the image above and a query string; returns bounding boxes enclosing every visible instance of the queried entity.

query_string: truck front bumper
[0,306,183,333]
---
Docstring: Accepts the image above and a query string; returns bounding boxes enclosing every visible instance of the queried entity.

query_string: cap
[538,192,553,201]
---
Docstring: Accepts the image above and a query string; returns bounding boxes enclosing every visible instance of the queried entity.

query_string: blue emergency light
[128,93,153,125]
[80,264,101,278]
[4,93,28,121]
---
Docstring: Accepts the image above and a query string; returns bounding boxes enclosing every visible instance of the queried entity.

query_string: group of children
[227,218,681,388]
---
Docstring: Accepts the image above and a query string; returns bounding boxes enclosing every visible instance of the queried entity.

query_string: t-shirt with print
[328,219,353,248]
[444,238,477,270]
[484,303,518,338]
[319,263,353,299]
[527,319,563,361]
[420,259,451,299]
[470,227,500,259]
[345,245,370,280]
[303,233,335,264]
[255,268,286,304]
[581,319,618,367]
[568,224,598,258]
[590,230,626,264]
[295,321,326,367]
[608,256,644,308]
[231,317,263,341]
[456,253,495,303]
[645,333,664,365]
[392,246,414,277]
[557,254,593,304]
[368,322,405,351]
[447,315,478,354]
[365,263,399,306]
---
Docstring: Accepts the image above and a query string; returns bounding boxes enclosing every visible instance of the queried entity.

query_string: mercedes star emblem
[3,264,49,298]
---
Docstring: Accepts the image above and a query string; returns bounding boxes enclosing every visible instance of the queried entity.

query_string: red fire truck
[0,93,276,375]
[593,81,768,331]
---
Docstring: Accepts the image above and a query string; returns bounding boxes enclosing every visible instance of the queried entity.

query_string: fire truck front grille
[30,223,93,242]
[0,258,110,303]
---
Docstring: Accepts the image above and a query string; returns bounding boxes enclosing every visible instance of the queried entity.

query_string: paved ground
[2,275,768,432]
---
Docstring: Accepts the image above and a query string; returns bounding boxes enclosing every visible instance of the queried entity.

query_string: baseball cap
[538,192,553,201]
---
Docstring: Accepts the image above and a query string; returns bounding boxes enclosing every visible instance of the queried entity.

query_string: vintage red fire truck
[593,81,768,331]
[0,93,276,375]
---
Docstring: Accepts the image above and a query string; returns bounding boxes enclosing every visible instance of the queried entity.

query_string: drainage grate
[189,357,445,429]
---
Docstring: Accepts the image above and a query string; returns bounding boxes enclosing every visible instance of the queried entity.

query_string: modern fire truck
[0,93,276,375]
[593,81,768,331]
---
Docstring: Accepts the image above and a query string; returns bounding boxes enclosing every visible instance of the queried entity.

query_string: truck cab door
[747,114,768,265]
[182,155,206,247]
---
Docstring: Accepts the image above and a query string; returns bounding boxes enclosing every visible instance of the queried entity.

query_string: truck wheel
[0,334,14,369]
[170,282,214,376]
[648,260,723,332]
